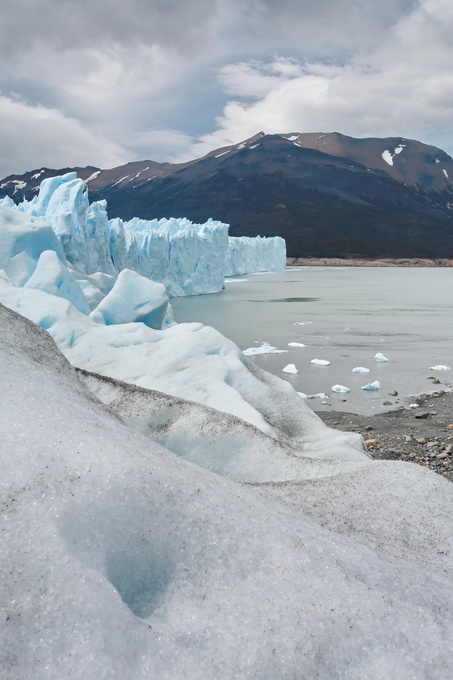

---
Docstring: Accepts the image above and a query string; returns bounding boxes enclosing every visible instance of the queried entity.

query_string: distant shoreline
[287,257,453,267]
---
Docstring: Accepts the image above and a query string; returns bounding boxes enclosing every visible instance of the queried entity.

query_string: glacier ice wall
[225,235,286,276]
[1,173,286,296]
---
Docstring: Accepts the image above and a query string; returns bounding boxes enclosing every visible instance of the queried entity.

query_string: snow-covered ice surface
[2,303,453,679]
[1,173,285,297]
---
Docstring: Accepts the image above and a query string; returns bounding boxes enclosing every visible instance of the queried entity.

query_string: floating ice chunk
[282,363,298,374]
[311,359,330,366]
[375,352,389,362]
[429,365,451,371]
[243,342,288,356]
[352,366,370,373]
[307,392,329,400]
[288,342,306,348]
[361,381,381,391]
[332,384,351,393]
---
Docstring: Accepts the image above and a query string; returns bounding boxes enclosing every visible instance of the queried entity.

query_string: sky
[1,0,453,177]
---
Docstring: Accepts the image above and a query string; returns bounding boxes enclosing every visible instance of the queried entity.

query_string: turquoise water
[171,267,453,414]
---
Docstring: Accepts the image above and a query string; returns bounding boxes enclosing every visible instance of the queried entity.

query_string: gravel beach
[317,389,453,482]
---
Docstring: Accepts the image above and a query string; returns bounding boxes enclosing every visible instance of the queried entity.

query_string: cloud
[186,0,453,159]
[0,0,452,174]
[0,95,129,177]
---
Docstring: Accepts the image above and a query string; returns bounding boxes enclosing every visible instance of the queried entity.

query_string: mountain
[2,131,453,258]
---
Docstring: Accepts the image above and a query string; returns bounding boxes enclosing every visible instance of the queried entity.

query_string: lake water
[171,267,453,415]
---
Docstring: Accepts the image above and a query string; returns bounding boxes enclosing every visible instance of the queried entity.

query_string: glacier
[1,180,453,679]
[1,172,286,296]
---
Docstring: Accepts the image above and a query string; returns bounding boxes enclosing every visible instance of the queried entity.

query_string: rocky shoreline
[317,389,453,482]
[287,257,453,267]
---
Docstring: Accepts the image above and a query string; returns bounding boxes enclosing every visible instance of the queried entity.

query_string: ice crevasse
[1,172,286,296]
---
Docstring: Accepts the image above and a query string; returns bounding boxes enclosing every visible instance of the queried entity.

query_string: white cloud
[0,95,129,176]
[186,0,453,160]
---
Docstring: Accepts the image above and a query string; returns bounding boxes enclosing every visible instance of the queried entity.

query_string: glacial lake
[171,267,453,415]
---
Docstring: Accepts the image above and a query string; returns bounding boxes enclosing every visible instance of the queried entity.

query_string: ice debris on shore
[362,380,381,391]
[375,352,389,362]
[311,358,330,366]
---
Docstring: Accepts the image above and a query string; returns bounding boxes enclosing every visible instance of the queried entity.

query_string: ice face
[225,235,286,276]
[6,173,286,296]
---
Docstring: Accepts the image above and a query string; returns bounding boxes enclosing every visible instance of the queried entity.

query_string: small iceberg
[332,384,351,393]
[361,381,381,391]
[311,359,330,366]
[352,367,370,373]
[288,342,306,348]
[307,392,329,400]
[282,364,298,374]
[429,365,451,371]
[375,353,389,362]
[243,342,288,356]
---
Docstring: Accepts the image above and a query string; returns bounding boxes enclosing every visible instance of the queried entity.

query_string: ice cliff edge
[1,172,286,296]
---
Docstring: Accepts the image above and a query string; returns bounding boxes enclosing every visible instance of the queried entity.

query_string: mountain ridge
[2,131,453,258]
